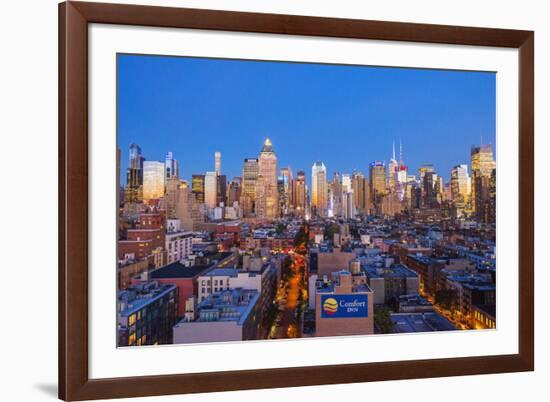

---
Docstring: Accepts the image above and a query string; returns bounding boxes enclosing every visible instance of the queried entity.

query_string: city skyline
[118,54,496,185]
[117,53,497,347]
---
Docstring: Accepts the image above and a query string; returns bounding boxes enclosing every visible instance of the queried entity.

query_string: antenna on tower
[392,141,396,161]
[399,138,403,166]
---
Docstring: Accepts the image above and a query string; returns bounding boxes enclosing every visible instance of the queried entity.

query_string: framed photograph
[59,1,534,400]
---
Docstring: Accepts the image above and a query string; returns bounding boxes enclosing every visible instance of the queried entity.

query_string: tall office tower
[443,181,452,202]
[191,174,205,204]
[279,167,293,216]
[143,161,165,201]
[311,161,328,217]
[214,151,222,175]
[165,151,178,181]
[331,172,342,217]
[422,171,439,208]
[217,174,227,206]
[471,144,496,216]
[342,190,356,220]
[256,138,279,219]
[204,171,218,208]
[174,184,204,231]
[451,164,470,205]
[165,176,182,218]
[341,173,352,193]
[241,158,259,217]
[488,168,496,224]
[293,170,306,215]
[369,161,386,208]
[227,177,242,206]
[388,142,398,192]
[352,171,369,214]
[125,143,145,203]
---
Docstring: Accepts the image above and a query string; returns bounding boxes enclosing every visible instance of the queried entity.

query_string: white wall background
[0,0,546,401]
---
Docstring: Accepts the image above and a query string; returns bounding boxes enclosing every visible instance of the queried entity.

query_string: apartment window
[128,313,137,326]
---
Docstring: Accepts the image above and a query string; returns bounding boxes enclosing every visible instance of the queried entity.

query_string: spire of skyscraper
[392,141,396,161]
[399,138,403,166]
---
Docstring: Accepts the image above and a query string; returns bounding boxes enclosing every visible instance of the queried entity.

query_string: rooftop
[118,282,176,317]
[362,264,418,279]
[390,312,456,333]
[150,262,214,279]
[176,288,260,326]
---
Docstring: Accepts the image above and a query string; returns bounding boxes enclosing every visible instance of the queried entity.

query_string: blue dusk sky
[117,54,496,185]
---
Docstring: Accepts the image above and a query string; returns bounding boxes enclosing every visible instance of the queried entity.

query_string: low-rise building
[173,288,261,344]
[165,230,193,264]
[362,264,419,305]
[315,270,374,337]
[390,312,456,333]
[118,258,149,290]
[117,281,178,346]
[148,262,214,317]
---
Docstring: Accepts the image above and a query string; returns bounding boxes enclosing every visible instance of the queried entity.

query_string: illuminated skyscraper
[191,174,205,204]
[369,161,386,208]
[280,167,293,215]
[227,177,242,206]
[422,171,439,208]
[293,170,306,215]
[214,151,222,175]
[241,158,259,217]
[311,161,328,217]
[125,143,144,203]
[388,142,398,192]
[418,164,435,182]
[450,164,470,205]
[471,144,496,217]
[471,144,496,177]
[143,161,165,201]
[256,138,278,219]
[165,151,178,181]
[331,172,342,217]
[352,171,368,214]
[204,171,218,208]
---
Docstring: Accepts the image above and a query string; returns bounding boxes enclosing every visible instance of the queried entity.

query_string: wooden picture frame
[59,1,534,400]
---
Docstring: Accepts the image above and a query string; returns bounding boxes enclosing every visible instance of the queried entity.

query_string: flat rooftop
[390,312,456,333]
[150,262,214,279]
[362,264,418,279]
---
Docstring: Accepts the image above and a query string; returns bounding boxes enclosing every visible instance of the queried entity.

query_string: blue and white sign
[321,294,369,318]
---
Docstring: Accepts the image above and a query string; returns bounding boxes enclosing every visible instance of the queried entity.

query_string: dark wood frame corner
[59,1,534,401]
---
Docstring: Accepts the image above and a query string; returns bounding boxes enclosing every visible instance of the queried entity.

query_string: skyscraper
[256,138,278,219]
[369,161,386,208]
[293,170,306,215]
[165,151,178,181]
[227,177,242,206]
[204,171,218,208]
[388,142,398,192]
[214,151,222,175]
[217,174,227,206]
[143,161,165,201]
[191,174,205,204]
[280,167,293,215]
[352,171,368,214]
[422,171,439,208]
[450,164,470,205]
[471,144,496,217]
[312,161,328,217]
[125,143,144,203]
[241,158,259,217]
[331,172,342,217]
